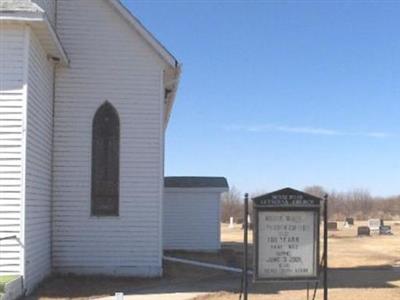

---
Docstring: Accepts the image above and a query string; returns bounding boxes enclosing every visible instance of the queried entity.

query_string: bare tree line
[220,186,243,223]
[304,186,400,221]
[221,185,400,222]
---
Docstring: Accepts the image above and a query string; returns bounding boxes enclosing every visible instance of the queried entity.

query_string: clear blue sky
[122,1,400,197]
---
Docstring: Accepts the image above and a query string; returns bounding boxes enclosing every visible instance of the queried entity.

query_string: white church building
[0,0,228,294]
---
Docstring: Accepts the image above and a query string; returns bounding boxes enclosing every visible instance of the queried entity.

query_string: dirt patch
[24,275,162,300]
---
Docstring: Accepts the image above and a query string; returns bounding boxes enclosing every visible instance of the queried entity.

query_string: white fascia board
[164,64,182,128]
[0,11,69,66]
[41,16,69,66]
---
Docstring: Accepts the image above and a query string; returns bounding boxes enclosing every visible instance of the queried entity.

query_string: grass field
[221,220,400,268]
[193,221,400,300]
[25,221,400,300]
[0,275,18,293]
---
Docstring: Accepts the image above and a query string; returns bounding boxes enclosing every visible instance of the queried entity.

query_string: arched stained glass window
[91,102,120,216]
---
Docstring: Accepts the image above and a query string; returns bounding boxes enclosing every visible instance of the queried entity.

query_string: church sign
[252,188,321,282]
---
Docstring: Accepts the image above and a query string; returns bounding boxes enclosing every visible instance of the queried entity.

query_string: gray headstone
[327,222,338,230]
[379,225,392,235]
[357,226,370,236]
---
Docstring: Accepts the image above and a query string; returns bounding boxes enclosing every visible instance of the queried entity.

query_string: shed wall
[52,0,165,275]
[163,188,224,251]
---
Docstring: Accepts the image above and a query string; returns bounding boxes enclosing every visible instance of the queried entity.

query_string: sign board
[252,188,321,282]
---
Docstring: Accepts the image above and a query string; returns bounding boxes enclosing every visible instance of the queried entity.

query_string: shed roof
[165,177,229,188]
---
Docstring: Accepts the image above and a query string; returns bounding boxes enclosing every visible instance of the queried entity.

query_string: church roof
[0,0,180,121]
[107,0,180,126]
[108,0,179,68]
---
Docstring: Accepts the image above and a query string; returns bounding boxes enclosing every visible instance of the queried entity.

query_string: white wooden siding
[0,24,25,275]
[163,188,224,251]
[32,0,56,27]
[23,28,54,292]
[52,0,166,275]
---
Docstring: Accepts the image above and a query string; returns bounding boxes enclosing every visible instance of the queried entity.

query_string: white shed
[163,177,229,251]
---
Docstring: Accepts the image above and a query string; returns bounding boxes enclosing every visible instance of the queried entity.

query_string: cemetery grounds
[194,221,400,300]
[25,221,400,300]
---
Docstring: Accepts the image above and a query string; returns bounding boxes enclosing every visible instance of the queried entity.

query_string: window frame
[90,101,120,217]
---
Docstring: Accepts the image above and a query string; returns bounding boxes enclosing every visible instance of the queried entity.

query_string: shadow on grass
[25,260,400,299]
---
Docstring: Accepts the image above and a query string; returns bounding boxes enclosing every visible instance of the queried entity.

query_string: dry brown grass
[221,221,400,268]
[326,221,400,268]
[194,288,400,300]
[193,221,400,300]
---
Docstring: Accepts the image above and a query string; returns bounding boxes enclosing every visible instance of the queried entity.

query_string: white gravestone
[368,219,380,233]
[115,293,124,300]
[229,216,234,228]
[257,210,317,279]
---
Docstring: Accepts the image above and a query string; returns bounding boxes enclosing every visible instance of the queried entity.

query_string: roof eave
[164,64,182,127]
[0,11,69,66]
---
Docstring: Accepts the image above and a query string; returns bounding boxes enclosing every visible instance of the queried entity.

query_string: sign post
[247,187,327,300]
[323,194,328,300]
[243,193,249,300]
